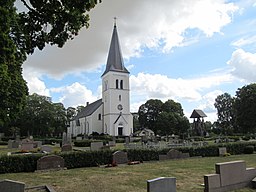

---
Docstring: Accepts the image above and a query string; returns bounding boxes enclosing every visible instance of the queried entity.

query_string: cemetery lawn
[0,154,256,192]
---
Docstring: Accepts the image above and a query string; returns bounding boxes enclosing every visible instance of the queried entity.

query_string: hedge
[0,141,255,174]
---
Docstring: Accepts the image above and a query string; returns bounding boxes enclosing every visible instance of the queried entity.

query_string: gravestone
[108,140,116,147]
[62,132,67,145]
[8,140,20,149]
[147,177,176,192]
[167,149,181,159]
[0,179,25,192]
[218,147,227,156]
[204,160,256,192]
[67,133,72,144]
[41,145,52,153]
[112,151,128,164]
[125,136,130,144]
[76,136,82,141]
[35,141,42,148]
[61,144,72,152]
[21,143,34,151]
[90,142,103,151]
[37,155,65,170]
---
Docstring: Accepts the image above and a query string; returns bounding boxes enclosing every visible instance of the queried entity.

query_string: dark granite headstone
[37,155,65,170]
[61,144,72,152]
[0,179,25,192]
[112,151,128,164]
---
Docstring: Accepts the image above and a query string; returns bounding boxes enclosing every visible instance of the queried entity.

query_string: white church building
[68,24,133,137]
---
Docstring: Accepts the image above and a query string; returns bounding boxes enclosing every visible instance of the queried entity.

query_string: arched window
[104,81,108,91]
[119,95,121,101]
[116,79,119,89]
[120,80,123,89]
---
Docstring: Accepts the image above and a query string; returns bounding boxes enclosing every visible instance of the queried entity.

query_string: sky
[22,0,256,122]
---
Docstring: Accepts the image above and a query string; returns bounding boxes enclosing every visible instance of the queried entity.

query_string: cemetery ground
[0,153,256,192]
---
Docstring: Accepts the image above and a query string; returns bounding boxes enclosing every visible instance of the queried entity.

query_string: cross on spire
[114,17,117,27]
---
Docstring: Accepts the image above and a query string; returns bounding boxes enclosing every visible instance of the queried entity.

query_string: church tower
[102,23,133,136]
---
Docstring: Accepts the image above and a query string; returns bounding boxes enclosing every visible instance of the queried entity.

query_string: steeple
[102,23,129,76]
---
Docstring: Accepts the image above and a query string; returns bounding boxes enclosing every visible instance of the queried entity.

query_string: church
[68,23,133,137]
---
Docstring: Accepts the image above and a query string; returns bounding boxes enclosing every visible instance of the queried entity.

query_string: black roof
[75,99,102,120]
[190,109,207,118]
[102,25,129,77]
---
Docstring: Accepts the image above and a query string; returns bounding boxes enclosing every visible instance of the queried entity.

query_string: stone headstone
[37,155,65,170]
[21,143,34,151]
[8,140,20,149]
[167,149,181,159]
[108,141,116,147]
[61,144,72,152]
[76,136,82,141]
[147,177,176,192]
[218,147,227,156]
[41,145,52,153]
[62,132,67,145]
[67,133,72,144]
[125,136,130,144]
[35,141,42,148]
[90,142,103,151]
[0,179,25,192]
[112,151,128,164]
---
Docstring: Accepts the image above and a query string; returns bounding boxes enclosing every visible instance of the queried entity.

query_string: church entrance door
[118,127,123,136]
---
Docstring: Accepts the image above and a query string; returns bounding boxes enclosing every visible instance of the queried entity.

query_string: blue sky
[22,0,256,122]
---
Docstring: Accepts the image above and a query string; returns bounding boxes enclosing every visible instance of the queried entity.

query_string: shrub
[73,140,106,147]
[0,154,43,174]
[244,145,254,154]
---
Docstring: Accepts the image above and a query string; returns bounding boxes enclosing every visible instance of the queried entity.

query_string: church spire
[102,20,129,76]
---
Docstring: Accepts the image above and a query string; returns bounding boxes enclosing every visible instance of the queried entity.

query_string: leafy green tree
[16,93,66,136]
[0,0,28,131]
[138,99,163,133]
[1,0,101,132]
[234,83,256,134]
[214,93,235,135]
[138,99,189,136]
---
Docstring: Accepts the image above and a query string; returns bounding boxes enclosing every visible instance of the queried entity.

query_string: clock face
[117,104,123,111]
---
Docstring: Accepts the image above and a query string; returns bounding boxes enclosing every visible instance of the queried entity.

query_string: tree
[234,83,256,134]
[138,99,163,133]
[0,0,101,131]
[214,93,235,135]
[138,99,190,136]
[15,93,67,137]
[0,1,28,131]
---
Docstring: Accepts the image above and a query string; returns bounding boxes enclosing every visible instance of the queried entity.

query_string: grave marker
[147,177,176,192]
[37,155,65,171]
[90,142,103,151]
[112,151,128,164]
[0,179,25,192]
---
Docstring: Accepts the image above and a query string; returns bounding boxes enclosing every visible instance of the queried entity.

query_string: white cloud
[130,72,233,102]
[227,49,256,82]
[23,67,50,96]
[23,0,238,78]
[231,35,256,47]
[50,82,100,108]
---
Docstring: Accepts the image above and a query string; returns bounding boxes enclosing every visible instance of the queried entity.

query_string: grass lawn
[0,154,256,191]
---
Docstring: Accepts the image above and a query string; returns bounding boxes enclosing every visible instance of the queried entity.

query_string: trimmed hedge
[0,141,256,174]
[60,150,112,169]
[0,154,43,174]
[73,140,107,147]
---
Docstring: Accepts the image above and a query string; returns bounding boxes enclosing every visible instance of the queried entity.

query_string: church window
[98,114,101,120]
[76,119,80,126]
[120,80,123,89]
[119,95,121,101]
[116,79,119,89]
[104,81,108,90]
